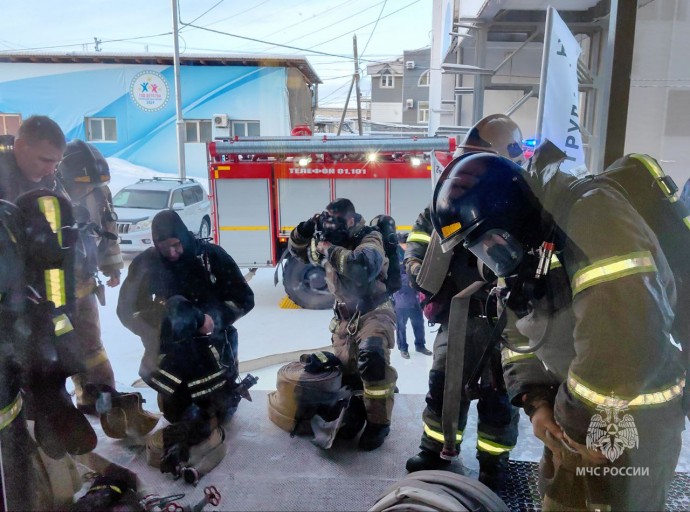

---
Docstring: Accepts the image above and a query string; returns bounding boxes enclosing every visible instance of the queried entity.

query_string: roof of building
[366,58,404,76]
[0,51,321,84]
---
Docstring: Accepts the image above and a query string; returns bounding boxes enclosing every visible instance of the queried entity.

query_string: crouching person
[117,210,255,483]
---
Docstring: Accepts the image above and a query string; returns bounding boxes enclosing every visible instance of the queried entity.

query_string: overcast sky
[0,0,434,107]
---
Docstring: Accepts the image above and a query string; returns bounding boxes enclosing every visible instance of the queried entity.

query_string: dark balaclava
[151,210,196,262]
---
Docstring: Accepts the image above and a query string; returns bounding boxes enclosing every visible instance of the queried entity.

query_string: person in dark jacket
[431,145,685,510]
[288,198,397,451]
[117,210,255,425]
[393,233,430,359]
[0,115,67,202]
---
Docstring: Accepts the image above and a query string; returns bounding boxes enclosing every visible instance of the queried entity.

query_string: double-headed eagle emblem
[586,405,638,463]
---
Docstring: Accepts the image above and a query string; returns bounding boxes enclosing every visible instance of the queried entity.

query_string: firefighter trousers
[540,400,684,511]
[331,302,397,425]
[71,291,115,408]
[419,320,519,465]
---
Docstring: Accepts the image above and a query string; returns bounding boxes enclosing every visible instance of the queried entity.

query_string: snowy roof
[366,58,404,76]
[0,51,321,84]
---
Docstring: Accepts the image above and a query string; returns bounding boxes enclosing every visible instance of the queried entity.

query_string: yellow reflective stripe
[188,369,225,388]
[191,380,226,398]
[158,368,182,384]
[567,371,685,409]
[571,251,656,297]
[683,216,690,230]
[45,269,67,308]
[88,485,122,494]
[441,222,461,239]
[549,255,562,269]
[501,347,535,365]
[315,352,329,363]
[477,437,514,455]
[219,226,269,231]
[0,393,23,431]
[38,195,62,246]
[83,349,109,369]
[423,423,463,443]
[407,231,431,244]
[52,312,73,335]
[150,377,175,394]
[363,384,395,399]
[630,154,676,200]
[397,225,413,231]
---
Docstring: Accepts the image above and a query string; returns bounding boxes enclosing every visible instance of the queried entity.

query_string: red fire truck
[207,135,456,308]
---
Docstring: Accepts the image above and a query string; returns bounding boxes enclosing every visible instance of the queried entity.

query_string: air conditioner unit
[405,99,414,109]
[405,60,415,70]
[213,114,229,128]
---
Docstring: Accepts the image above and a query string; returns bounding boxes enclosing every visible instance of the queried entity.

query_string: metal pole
[337,77,355,136]
[472,25,487,124]
[171,0,186,179]
[353,35,363,135]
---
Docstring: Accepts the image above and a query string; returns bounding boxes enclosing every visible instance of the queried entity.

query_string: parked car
[112,177,211,252]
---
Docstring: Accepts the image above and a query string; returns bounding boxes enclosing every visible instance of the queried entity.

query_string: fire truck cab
[207,135,455,308]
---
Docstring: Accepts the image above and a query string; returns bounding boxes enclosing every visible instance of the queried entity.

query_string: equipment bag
[367,215,402,295]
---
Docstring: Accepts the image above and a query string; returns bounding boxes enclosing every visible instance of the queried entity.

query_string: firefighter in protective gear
[14,190,98,459]
[289,198,397,451]
[0,115,68,202]
[431,147,685,510]
[404,115,523,491]
[118,210,254,422]
[57,139,122,414]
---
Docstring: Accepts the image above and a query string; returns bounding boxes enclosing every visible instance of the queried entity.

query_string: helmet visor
[465,228,524,277]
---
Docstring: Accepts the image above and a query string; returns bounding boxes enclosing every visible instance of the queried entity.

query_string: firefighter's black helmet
[58,139,110,187]
[430,152,542,277]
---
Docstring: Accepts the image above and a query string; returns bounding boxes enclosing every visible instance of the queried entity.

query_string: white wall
[371,103,403,123]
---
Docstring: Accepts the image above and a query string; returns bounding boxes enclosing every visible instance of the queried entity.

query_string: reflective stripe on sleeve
[567,371,684,409]
[52,312,73,335]
[501,347,536,365]
[0,393,23,431]
[407,231,431,244]
[571,251,656,297]
[45,269,67,308]
[38,195,63,246]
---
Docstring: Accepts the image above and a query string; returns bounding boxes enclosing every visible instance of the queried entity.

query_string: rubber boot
[336,393,366,440]
[478,453,509,494]
[405,449,452,472]
[358,422,390,451]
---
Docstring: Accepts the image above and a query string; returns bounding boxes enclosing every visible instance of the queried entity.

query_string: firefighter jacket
[288,214,389,314]
[502,155,685,445]
[70,184,123,284]
[117,231,255,378]
[0,135,68,203]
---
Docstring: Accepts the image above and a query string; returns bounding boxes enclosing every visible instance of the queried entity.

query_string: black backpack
[569,153,690,382]
[366,215,402,295]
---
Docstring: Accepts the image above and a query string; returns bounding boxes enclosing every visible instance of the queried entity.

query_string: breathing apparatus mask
[318,211,350,246]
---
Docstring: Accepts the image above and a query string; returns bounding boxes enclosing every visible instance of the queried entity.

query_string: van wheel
[283,256,333,310]
[199,217,211,239]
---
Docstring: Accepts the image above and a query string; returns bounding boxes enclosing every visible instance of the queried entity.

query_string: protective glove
[296,217,317,238]
[405,258,422,278]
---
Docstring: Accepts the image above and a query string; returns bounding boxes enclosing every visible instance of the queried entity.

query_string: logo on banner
[130,70,170,112]
[586,405,638,462]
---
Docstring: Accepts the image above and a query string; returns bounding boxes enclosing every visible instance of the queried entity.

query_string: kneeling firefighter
[289,198,398,451]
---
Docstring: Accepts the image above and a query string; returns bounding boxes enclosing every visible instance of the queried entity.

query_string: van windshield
[112,189,169,209]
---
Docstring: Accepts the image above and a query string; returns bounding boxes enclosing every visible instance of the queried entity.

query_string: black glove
[296,217,317,238]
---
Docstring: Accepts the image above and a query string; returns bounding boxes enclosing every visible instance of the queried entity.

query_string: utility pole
[337,35,364,136]
[353,35,363,135]
[171,0,186,179]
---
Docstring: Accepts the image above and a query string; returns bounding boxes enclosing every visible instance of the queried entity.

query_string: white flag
[536,7,585,173]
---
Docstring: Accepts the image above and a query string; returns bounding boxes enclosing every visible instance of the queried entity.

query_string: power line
[360,0,388,57]
[0,31,173,54]
[181,0,226,29]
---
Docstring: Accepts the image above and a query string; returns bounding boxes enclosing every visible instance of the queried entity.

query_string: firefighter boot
[87,384,160,438]
[336,392,366,440]
[405,449,452,473]
[478,453,509,494]
[358,422,390,451]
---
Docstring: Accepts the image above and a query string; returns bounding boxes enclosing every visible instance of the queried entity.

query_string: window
[418,70,430,87]
[0,114,21,136]
[192,185,206,202]
[86,117,117,142]
[418,101,429,124]
[181,187,198,206]
[232,121,260,137]
[112,190,169,210]
[185,120,212,143]
[171,189,184,208]
[380,74,394,88]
